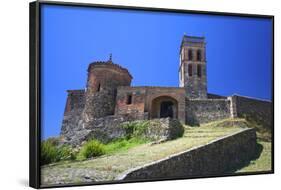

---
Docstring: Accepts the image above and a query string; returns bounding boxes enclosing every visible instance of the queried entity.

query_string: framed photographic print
[29,0,274,188]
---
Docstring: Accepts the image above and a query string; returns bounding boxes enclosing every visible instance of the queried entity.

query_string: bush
[41,139,76,165]
[41,140,59,165]
[77,140,106,160]
[57,145,77,161]
[45,137,60,146]
[121,120,149,139]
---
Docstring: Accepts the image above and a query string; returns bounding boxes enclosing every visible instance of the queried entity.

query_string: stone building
[60,35,272,145]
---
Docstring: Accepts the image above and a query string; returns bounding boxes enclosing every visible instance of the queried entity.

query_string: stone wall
[115,87,146,115]
[145,87,186,124]
[60,113,150,146]
[83,61,132,121]
[82,90,116,121]
[60,108,84,143]
[186,99,231,125]
[86,61,132,94]
[180,35,207,99]
[146,118,184,141]
[64,90,85,114]
[183,71,207,99]
[230,95,273,129]
[61,115,127,146]
[118,128,257,180]
[207,93,227,99]
[122,118,184,142]
[115,86,186,124]
[61,90,85,142]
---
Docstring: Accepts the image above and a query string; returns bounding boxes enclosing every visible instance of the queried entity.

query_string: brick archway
[151,96,178,119]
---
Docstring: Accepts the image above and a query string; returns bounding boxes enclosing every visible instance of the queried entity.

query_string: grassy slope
[236,117,272,173]
[41,119,244,185]
[236,140,272,173]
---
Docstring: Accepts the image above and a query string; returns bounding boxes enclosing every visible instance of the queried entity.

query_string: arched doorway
[151,96,178,119]
[160,101,174,118]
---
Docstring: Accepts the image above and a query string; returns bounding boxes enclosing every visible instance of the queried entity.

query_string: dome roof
[87,55,132,79]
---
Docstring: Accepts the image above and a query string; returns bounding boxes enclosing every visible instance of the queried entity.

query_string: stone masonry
[60,35,273,146]
[118,128,257,180]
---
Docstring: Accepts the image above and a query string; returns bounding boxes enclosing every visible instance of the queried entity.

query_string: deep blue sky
[41,4,272,139]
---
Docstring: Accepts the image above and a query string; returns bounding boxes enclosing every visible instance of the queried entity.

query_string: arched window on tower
[197,65,202,78]
[197,50,202,61]
[188,49,193,61]
[97,83,101,92]
[188,64,192,77]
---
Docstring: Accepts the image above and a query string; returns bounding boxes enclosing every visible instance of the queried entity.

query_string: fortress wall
[83,62,132,121]
[61,90,85,138]
[145,87,186,124]
[186,99,231,125]
[64,90,85,115]
[115,86,186,123]
[231,95,273,129]
[118,128,257,180]
[207,93,227,99]
[115,87,147,116]
[83,90,116,120]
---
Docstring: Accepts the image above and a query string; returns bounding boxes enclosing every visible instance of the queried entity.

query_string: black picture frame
[29,1,274,188]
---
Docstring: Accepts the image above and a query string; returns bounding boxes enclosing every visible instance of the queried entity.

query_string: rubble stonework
[118,128,258,180]
[60,35,273,146]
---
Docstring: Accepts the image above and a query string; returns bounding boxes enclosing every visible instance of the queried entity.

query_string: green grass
[41,121,244,184]
[104,138,149,154]
[121,120,150,139]
[41,140,59,165]
[41,118,273,185]
[234,116,272,173]
[41,139,75,165]
[236,140,272,173]
[42,137,150,165]
[77,140,106,160]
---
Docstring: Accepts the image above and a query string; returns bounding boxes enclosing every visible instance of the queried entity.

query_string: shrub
[45,137,60,146]
[41,140,59,165]
[121,120,149,139]
[57,145,77,161]
[77,140,106,160]
[41,139,76,165]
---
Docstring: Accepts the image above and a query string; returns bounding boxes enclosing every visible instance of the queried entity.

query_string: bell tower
[179,35,207,99]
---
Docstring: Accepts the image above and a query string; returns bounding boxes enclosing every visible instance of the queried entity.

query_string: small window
[188,49,193,61]
[97,83,101,92]
[197,65,202,77]
[197,50,202,61]
[188,64,192,77]
[126,94,132,104]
